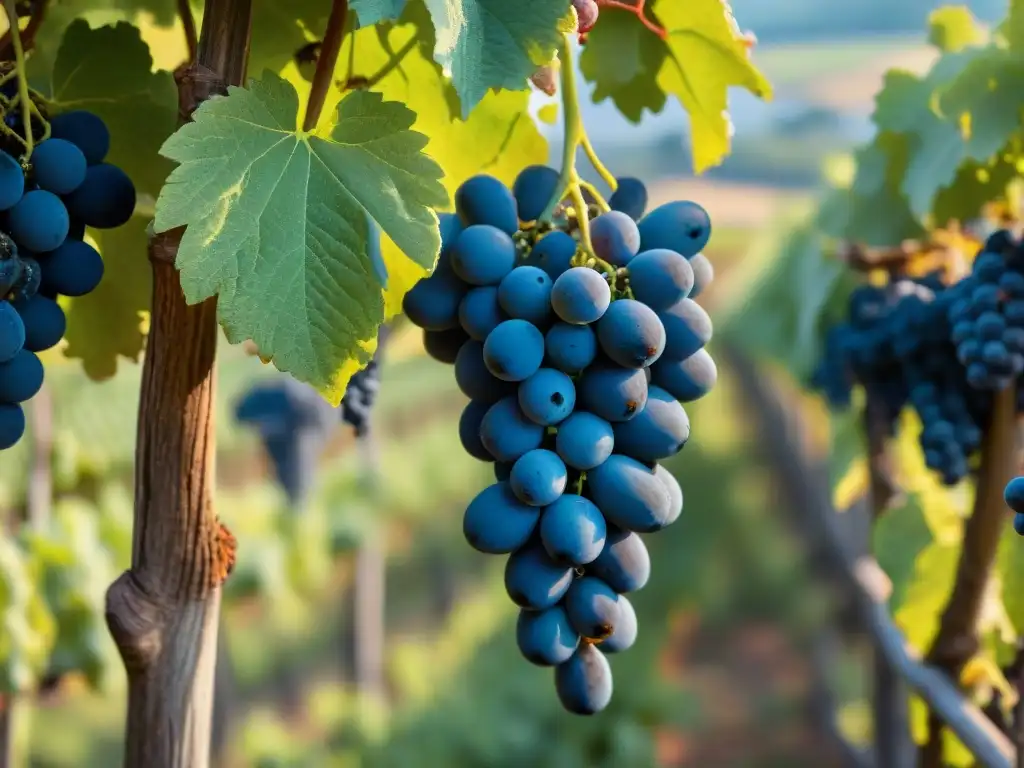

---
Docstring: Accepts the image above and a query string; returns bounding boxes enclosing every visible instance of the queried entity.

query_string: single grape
[402,271,467,330]
[516,607,579,666]
[609,177,647,221]
[596,298,666,368]
[510,449,568,506]
[12,294,66,352]
[37,238,104,297]
[654,464,683,526]
[1000,271,1024,297]
[0,348,44,402]
[587,454,674,532]
[512,165,560,222]
[627,249,694,311]
[504,544,574,610]
[450,225,517,286]
[555,411,614,470]
[49,110,110,165]
[545,322,597,374]
[612,385,689,462]
[659,298,712,360]
[577,365,648,422]
[0,301,25,362]
[31,138,87,195]
[572,0,599,33]
[459,399,494,462]
[459,286,506,341]
[422,327,468,364]
[454,341,516,403]
[554,642,613,715]
[0,151,24,210]
[483,319,545,382]
[462,482,540,554]
[438,211,463,255]
[689,253,714,298]
[498,265,553,327]
[974,251,1005,282]
[589,526,650,593]
[479,396,545,462]
[1016,512,1024,536]
[0,402,25,450]
[563,576,622,640]
[454,175,518,236]
[600,595,637,654]
[64,163,136,229]
[1008,476,1024,512]
[524,230,576,279]
[637,200,712,258]
[539,494,607,566]
[590,211,640,267]
[0,258,21,297]
[651,347,718,402]
[551,267,611,325]
[9,190,70,252]
[518,367,576,425]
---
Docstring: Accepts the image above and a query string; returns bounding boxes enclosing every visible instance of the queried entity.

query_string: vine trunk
[103,0,252,765]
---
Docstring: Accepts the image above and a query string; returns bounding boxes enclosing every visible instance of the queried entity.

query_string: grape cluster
[0,110,135,451]
[339,324,390,437]
[948,233,1024,390]
[811,274,989,485]
[404,168,716,714]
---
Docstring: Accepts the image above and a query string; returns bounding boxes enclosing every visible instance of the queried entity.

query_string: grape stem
[578,179,610,213]
[339,35,418,91]
[177,0,198,63]
[2,0,33,158]
[580,132,616,192]
[302,0,349,132]
[539,34,616,277]
[594,0,667,39]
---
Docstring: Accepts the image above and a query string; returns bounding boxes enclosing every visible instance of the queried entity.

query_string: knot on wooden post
[148,228,183,266]
[212,519,237,587]
[105,571,167,674]
[173,63,228,121]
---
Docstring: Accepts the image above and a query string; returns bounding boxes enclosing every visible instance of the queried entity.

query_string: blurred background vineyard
[0,0,1009,766]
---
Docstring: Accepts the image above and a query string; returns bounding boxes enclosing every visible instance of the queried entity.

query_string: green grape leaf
[301,15,549,316]
[894,540,961,651]
[153,72,448,403]
[47,20,177,199]
[422,0,570,117]
[61,220,152,379]
[352,0,408,25]
[579,8,668,123]
[873,499,934,614]
[928,5,985,52]
[999,0,1024,49]
[653,0,773,173]
[999,523,1024,637]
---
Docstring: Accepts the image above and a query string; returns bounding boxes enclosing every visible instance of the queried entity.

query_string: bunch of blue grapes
[948,231,1024,391]
[403,167,716,714]
[0,110,135,451]
[812,276,988,486]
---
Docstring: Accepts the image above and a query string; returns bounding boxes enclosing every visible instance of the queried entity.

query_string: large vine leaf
[927,5,985,53]
[579,8,668,122]
[44,21,177,377]
[580,0,771,173]
[654,0,772,172]
[283,10,549,317]
[422,0,570,117]
[153,72,448,403]
[352,0,408,25]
